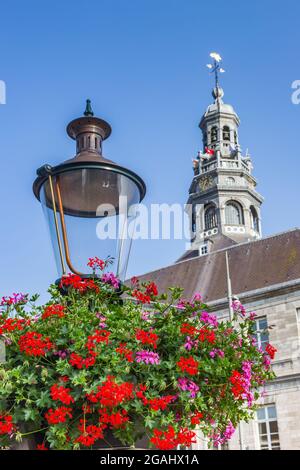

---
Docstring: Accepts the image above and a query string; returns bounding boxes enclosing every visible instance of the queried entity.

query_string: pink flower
[200,311,218,328]
[263,355,271,369]
[176,299,187,310]
[95,313,107,328]
[241,361,254,407]
[223,421,235,440]
[101,272,120,289]
[184,336,196,351]
[135,350,160,365]
[177,378,199,398]
[192,293,202,302]
[249,312,257,320]
[211,421,235,447]
[209,349,224,359]
[232,300,246,316]
[141,311,151,321]
[1,293,28,306]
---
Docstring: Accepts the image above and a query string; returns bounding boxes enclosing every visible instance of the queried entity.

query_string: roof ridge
[135,227,300,278]
[204,227,300,256]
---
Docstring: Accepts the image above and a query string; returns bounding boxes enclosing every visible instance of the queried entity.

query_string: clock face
[199,176,214,191]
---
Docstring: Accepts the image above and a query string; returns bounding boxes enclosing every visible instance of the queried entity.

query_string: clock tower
[188,82,263,255]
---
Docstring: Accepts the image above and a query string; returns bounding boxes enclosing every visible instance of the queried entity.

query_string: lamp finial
[84,99,94,117]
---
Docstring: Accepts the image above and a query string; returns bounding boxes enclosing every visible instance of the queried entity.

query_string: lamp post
[33,100,146,281]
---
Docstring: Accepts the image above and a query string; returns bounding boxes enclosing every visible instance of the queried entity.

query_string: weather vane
[206,52,225,88]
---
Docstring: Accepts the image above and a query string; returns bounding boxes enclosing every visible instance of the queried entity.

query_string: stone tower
[187,85,263,256]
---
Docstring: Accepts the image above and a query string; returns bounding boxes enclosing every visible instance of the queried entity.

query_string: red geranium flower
[99,409,129,428]
[75,421,106,447]
[0,415,14,435]
[42,304,65,320]
[265,343,277,359]
[150,426,178,450]
[132,290,151,304]
[135,384,148,404]
[60,274,100,294]
[0,318,25,335]
[50,384,74,405]
[198,327,216,344]
[147,395,176,411]
[18,332,53,357]
[135,329,158,349]
[150,426,196,450]
[229,370,244,398]
[131,276,139,286]
[116,343,133,362]
[180,323,197,336]
[87,257,106,271]
[45,407,73,425]
[86,376,133,408]
[36,443,48,450]
[177,357,199,375]
[69,352,96,369]
[145,281,158,297]
[177,428,197,447]
[191,411,203,426]
[86,329,111,353]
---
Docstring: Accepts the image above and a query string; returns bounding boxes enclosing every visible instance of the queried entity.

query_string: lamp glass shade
[39,167,141,280]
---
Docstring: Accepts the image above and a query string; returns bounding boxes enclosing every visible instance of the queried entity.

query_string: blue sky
[0,0,300,301]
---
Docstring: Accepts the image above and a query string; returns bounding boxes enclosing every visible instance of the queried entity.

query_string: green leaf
[23,408,40,422]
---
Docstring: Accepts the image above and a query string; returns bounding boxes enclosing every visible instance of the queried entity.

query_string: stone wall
[194,287,300,450]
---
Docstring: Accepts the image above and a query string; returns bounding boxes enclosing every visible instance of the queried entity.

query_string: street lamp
[33,100,146,281]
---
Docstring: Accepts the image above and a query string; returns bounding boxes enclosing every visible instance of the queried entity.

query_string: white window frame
[200,244,208,256]
[253,316,269,351]
[257,405,280,450]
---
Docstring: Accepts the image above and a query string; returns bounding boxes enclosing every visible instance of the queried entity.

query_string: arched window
[234,131,238,145]
[225,202,243,225]
[192,209,196,233]
[211,126,218,143]
[204,205,218,230]
[250,206,259,233]
[223,125,230,141]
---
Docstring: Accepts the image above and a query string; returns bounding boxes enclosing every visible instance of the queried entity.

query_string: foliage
[0,261,276,450]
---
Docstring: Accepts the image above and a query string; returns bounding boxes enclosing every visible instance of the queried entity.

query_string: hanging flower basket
[0,259,275,450]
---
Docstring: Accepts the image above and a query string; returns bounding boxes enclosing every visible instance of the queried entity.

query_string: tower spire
[186,57,263,254]
[206,52,225,90]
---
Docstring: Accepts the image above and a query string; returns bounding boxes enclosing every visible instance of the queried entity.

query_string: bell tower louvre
[187,53,263,257]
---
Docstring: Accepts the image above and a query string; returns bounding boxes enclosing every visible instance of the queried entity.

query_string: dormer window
[223,126,230,141]
[200,243,208,256]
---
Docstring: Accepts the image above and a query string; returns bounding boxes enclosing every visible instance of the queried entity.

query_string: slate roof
[135,228,300,303]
